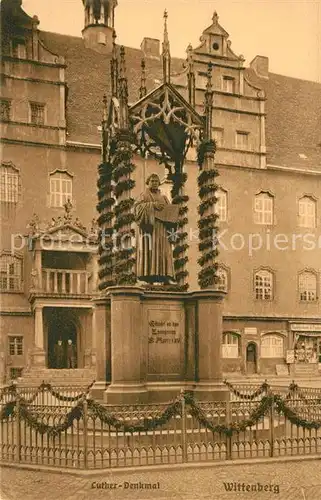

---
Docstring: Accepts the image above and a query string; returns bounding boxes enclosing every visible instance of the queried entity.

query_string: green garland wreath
[2,391,321,435]
[168,170,189,289]
[97,161,115,289]
[110,140,137,285]
[224,380,270,401]
[196,139,220,290]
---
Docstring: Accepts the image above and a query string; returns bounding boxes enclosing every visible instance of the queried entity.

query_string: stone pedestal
[90,295,110,400]
[31,346,46,367]
[90,286,227,403]
[192,290,229,401]
[32,306,46,367]
[104,286,148,404]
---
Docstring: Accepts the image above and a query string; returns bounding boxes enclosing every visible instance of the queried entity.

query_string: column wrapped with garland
[97,95,115,290]
[112,47,137,285]
[170,167,189,290]
[197,63,220,289]
[112,133,136,285]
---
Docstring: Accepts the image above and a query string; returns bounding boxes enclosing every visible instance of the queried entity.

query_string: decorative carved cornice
[26,200,98,240]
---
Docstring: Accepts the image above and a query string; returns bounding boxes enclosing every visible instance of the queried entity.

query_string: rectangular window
[215,190,227,222]
[222,76,235,93]
[261,336,284,358]
[236,131,249,149]
[50,172,73,208]
[9,336,23,355]
[222,333,239,358]
[255,271,273,300]
[298,198,316,228]
[0,166,19,203]
[254,194,273,225]
[30,102,45,126]
[0,255,22,292]
[1,100,11,121]
[12,40,26,59]
[10,367,23,379]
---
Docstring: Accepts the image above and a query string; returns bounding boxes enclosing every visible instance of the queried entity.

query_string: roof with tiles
[39,31,321,172]
[246,67,321,172]
[39,31,184,145]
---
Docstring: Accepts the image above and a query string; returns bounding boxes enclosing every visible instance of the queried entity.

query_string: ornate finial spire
[186,44,195,107]
[139,59,147,99]
[119,45,126,80]
[102,93,108,162]
[162,9,171,83]
[111,29,118,97]
[212,11,219,25]
[118,46,129,129]
[102,93,108,121]
[204,62,214,140]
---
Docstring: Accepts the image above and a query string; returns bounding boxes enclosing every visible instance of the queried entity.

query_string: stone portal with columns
[92,11,228,403]
[26,203,98,373]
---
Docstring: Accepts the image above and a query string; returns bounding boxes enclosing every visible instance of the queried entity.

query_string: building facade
[1,0,320,383]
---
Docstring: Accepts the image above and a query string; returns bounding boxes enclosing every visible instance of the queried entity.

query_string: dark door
[246,342,257,374]
[47,312,77,369]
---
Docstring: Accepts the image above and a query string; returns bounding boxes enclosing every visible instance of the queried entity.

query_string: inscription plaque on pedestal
[147,307,183,378]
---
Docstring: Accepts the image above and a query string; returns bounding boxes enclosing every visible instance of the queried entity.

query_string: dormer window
[222,76,235,93]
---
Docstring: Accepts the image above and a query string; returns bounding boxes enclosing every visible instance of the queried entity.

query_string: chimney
[250,55,269,79]
[140,38,160,59]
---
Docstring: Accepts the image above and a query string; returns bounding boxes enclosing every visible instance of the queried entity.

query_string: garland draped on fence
[2,390,321,436]
[223,380,270,401]
[0,380,95,405]
[224,380,321,403]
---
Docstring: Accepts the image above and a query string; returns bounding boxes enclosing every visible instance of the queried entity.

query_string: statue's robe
[134,189,175,282]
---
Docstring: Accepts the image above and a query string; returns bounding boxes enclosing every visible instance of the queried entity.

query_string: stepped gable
[39,31,184,144]
[39,31,321,172]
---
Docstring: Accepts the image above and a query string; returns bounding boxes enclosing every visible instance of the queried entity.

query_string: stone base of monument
[90,380,107,401]
[104,383,149,404]
[193,381,230,402]
[99,286,227,405]
[145,382,194,403]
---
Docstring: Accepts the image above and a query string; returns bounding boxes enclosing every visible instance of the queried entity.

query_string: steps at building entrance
[17,368,96,388]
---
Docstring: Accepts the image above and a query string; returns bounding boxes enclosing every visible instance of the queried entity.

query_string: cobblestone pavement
[1,460,320,500]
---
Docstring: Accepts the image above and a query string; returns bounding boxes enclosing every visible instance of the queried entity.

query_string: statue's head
[58,340,62,346]
[68,339,72,345]
[146,173,161,191]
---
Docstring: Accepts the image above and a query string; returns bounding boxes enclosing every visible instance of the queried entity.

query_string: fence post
[15,395,21,463]
[83,397,88,469]
[269,391,274,458]
[226,399,232,460]
[181,390,188,463]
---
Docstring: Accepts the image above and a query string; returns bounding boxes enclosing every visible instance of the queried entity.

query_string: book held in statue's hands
[155,204,180,224]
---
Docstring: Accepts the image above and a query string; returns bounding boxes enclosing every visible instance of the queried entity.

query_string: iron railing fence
[225,382,321,402]
[1,393,320,469]
[0,383,93,407]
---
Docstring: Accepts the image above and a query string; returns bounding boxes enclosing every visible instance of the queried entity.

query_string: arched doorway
[246,342,257,374]
[46,309,79,369]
